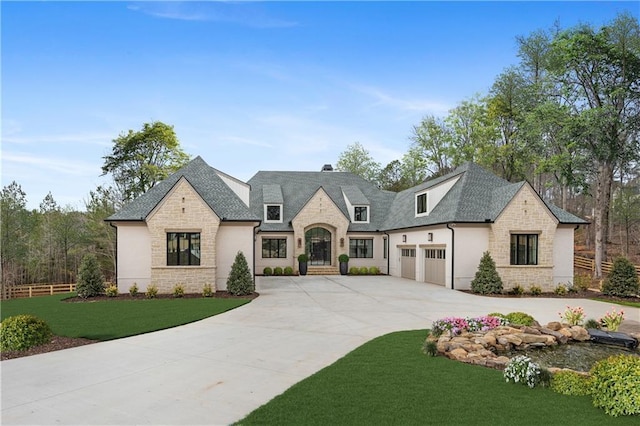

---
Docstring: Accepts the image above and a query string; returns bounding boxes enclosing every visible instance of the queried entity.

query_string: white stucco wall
[553,225,576,286]
[451,225,490,290]
[215,170,250,207]
[216,223,257,291]
[426,176,460,215]
[115,222,151,292]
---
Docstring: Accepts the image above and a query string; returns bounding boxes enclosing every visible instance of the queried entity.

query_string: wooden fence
[574,255,640,276]
[2,283,76,300]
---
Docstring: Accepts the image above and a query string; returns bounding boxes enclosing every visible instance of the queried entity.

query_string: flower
[600,307,624,331]
[559,305,585,326]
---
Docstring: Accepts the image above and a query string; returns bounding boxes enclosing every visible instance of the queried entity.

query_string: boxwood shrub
[0,315,52,351]
[273,267,283,276]
[263,267,273,276]
[590,354,640,417]
[550,370,592,396]
[349,267,359,275]
[283,266,293,276]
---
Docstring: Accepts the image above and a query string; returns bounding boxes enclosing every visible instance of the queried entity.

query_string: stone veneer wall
[291,188,350,271]
[146,178,219,293]
[489,185,558,292]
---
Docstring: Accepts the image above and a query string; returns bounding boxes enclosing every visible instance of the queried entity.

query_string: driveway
[2,276,638,425]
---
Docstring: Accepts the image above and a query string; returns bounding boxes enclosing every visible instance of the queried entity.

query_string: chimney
[321,164,333,172]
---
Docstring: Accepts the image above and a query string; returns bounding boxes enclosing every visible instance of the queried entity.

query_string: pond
[505,342,640,372]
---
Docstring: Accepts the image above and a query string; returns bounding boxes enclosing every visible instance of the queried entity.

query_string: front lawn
[238,330,637,425]
[0,293,250,341]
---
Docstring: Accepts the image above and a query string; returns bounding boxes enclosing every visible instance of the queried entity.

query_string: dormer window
[264,204,282,223]
[416,192,428,216]
[354,206,369,222]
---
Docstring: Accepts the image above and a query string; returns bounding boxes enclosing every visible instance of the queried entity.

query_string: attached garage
[424,247,446,286]
[400,248,416,280]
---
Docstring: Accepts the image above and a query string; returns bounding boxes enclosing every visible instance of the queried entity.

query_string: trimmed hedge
[0,315,52,351]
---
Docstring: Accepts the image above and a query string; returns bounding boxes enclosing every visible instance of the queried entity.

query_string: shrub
[554,284,568,295]
[202,283,214,297]
[430,315,505,337]
[283,266,293,276]
[504,355,542,388]
[145,284,158,299]
[349,267,359,275]
[359,266,368,275]
[488,312,506,319]
[273,267,283,276]
[297,253,309,263]
[505,312,536,326]
[423,339,438,357]
[338,254,349,263]
[573,274,591,291]
[0,315,52,351]
[227,251,254,296]
[263,267,273,276]
[105,285,118,297]
[172,284,185,298]
[602,257,639,297]
[369,266,380,275]
[470,251,503,294]
[551,370,592,396]
[584,318,600,329]
[129,283,139,297]
[76,253,105,298]
[528,285,542,296]
[590,354,640,417]
[508,284,524,295]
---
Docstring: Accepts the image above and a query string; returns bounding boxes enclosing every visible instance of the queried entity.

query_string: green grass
[0,293,250,341]
[239,330,637,425]
[590,297,640,309]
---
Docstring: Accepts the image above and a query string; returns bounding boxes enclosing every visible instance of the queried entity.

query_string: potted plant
[298,253,309,276]
[338,254,349,275]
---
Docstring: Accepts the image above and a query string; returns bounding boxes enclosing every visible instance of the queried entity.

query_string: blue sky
[2,1,637,210]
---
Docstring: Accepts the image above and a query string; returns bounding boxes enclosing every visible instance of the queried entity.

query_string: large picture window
[510,234,538,265]
[167,232,201,266]
[349,239,373,258]
[262,238,287,258]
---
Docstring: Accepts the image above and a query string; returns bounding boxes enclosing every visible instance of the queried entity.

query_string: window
[383,238,388,259]
[510,234,538,265]
[401,248,416,257]
[349,239,373,258]
[416,193,427,215]
[425,249,446,259]
[265,205,282,222]
[354,206,368,222]
[262,238,287,258]
[167,232,200,266]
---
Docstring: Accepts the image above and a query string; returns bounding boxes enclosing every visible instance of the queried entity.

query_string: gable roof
[248,170,396,232]
[381,162,587,230]
[106,156,259,222]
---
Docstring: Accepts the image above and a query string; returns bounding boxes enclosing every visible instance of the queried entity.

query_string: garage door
[401,248,416,280]
[424,248,446,286]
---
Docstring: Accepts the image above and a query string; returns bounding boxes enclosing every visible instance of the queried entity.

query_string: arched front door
[305,227,332,265]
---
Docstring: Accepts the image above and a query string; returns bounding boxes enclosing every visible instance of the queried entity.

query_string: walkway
[2,276,638,425]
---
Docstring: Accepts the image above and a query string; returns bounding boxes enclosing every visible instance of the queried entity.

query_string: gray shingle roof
[341,185,369,205]
[262,185,283,204]
[106,156,259,222]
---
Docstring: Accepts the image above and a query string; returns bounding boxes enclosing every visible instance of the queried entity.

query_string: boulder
[539,327,568,344]
[517,333,551,344]
[546,321,562,331]
[521,326,542,335]
[449,348,468,361]
[570,326,590,341]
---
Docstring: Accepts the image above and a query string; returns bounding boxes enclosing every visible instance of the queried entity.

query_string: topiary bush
[470,251,503,294]
[273,266,283,276]
[0,315,52,351]
[602,257,639,297]
[76,253,105,298]
[369,266,380,275]
[263,267,273,276]
[283,266,293,276]
[349,267,359,275]
[359,266,368,275]
[551,370,592,396]
[505,312,536,326]
[227,251,254,296]
[590,354,640,417]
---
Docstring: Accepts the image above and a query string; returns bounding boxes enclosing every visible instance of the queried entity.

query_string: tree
[0,182,29,293]
[410,115,453,178]
[378,160,406,192]
[102,121,190,202]
[76,253,105,298]
[39,192,60,284]
[612,185,640,256]
[601,256,639,297]
[336,142,381,183]
[226,251,253,296]
[470,251,503,294]
[84,186,118,280]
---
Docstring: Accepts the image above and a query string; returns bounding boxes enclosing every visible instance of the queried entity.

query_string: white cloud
[2,132,112,146]
[2,152,101,177]
[350,84,451,116]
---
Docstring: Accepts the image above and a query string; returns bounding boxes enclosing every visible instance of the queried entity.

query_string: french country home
[107,156,587,293]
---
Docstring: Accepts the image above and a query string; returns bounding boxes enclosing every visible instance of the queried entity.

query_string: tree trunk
[593,162,613,278]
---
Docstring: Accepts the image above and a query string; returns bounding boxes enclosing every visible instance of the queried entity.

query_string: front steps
[307,266,340,275]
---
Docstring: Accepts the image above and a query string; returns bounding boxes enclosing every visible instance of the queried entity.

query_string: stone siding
[146,178,220,293]
[489,185,558,292]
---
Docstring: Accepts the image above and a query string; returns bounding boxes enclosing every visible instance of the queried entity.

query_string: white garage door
[401,248,416,280]
[424,248,446,286]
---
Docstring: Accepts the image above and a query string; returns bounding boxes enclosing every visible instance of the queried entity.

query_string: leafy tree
[378,160,406,192]
[601,256,639,297]
[76,253,105,298]
[470,251,503,294]
[39,192,60,284]
[612,185,640,256]
[445,95,497,167]
[102,121,190,202]
[0,182,29,293]
[84,186,118,280]
[410,115,453,178]
[399,146,429,187]
[336,142,381,183]
[226,251,253,296]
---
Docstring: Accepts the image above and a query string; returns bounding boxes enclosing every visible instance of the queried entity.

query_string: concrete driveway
[2,276,638,425]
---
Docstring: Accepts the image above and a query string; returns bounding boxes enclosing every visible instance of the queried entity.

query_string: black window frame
[416,193,427,215]
[167,232,201,266]
[262,238,287,258]
[349,239,373,258]
[510,234,538,265]
[354,206,368,222]
[265,205,282,222]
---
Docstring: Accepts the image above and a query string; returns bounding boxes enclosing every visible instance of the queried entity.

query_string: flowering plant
[467,315,507,332]
[504,355,542,388]
[559,305,585,326]
[600,307,624,331]
[431,315,507,337]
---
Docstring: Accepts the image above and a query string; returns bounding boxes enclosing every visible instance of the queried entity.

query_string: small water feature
[505,342,640,372]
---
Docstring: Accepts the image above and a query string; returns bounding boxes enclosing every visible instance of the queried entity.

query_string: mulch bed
[1,336,97,361]
[459,289,640,305]
[63,291,259,302]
